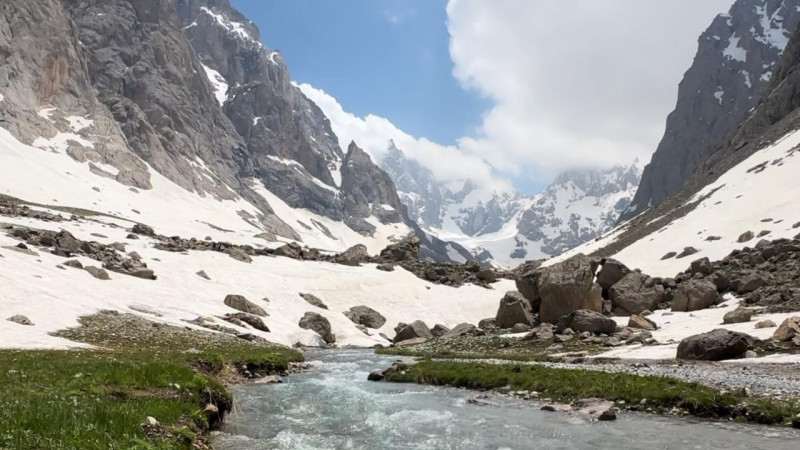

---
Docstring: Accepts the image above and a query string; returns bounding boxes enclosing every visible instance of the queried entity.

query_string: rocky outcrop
[299,293,328,310]
[380,235,420,262]
[495,291,534,328]
[343,306,386,329]
[224,295,267,317]
[537,254,603,323]
[334,244,371,266]
[622,0,800,221]
[299,312,335,344]
[677,329,757,361]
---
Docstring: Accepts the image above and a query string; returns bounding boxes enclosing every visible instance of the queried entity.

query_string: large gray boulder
[393,320,433,343]
[334,244,370,266]
[608,273,666,315]
[773,317,800,342]
[722,308,752,324]
[495,291,533,328]
[671,279,719,312]
[596,259,631,291]
[677,329,756,361]
[299,312,335,344]
[343,306,387,329]
[514,261,542,312]
[224,295,267,317]
[537,254,603,324]
[556,310,617,335]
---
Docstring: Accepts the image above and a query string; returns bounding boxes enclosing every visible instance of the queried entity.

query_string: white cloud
[296,82,511,191]
[446,0,732,175]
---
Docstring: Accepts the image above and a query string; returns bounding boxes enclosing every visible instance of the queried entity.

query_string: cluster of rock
[3,224,156,280]
[0,197,66,222]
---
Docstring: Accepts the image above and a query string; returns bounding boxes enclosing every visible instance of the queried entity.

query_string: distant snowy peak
[623,0,800,222]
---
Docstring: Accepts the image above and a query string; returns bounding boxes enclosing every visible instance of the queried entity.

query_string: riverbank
[0,312,303,449]
[379,358,800,427]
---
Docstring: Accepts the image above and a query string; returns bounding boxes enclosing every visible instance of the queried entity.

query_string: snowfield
[0,211,513,350]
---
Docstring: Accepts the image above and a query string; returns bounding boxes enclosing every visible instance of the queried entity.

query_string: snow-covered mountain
[381,145,641,267]
[622,0,800,221]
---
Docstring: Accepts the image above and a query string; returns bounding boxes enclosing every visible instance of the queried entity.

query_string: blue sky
[231,0,487,146]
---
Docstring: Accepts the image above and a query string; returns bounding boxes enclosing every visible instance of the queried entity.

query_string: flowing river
[216,350,799,449]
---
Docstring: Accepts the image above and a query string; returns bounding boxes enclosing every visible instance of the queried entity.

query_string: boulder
[343,305,386,329]
[131,223,156,237]
[130,268,156,280]
[367,370,385,382]
[511,323,532,333]
[676,329,756,361]
[335,244,370,266]
[537,254,603,324]
[737,231,755,243]
[300,293,328,310]
[514,260,543,311]
[224,313,269,332]
[738,273,767,294]
[274,242,303,259]
[196,270,211,280]
[671,279,719,312]
[689,257,713,276]
[394,322,407,334]
[430,324,450,337]
[676,247,699,259]
[708,272,730,292]
[722,308,752,324]
[477,318,496,330]
[224,295,267,317]
[596,258,631,291]
[376,263,395,272]
[476,268,498,283]
[755,319,777,329]
[380,235,420,262]
[628,314,656,331]
[299,312,335,344]
[442,323,484,339]
[556,310,616,335]
[7,315,33,326]
[395,337,428,347]
[495,291,533,328]
[63,260,83,269]
[608,273,666,315]
[227,247,251,263]
[84,266,110,280]
[773,317,800,342]
[393,320,433,343]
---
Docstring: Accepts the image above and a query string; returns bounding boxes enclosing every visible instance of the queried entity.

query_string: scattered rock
[598,408,617,421]
[477,318,496,330]
[773,317,800,342]
[738,273,767,294]
[393,320,433,343]
[722,308,753,324]
[441,323,484,339]
[343,305,386,329]
[757,230,771,238]
[223,313,269,332]
[376,263,395,272]
[367,370,385,381]
[63,259,83,269]
[430,324,451,338]
[660,252,677,260]
[224,295,267,317]
[737,231,755,243]
[676,247,699,259]
[227,247,252,263]
[755,319,777,329]
[131,223,155,237]
[495,291,534,328]
[380,235,420,262]
[628,314,657,331]
[274,242,303,259]
[608,273,666,315]
[7,315,33,326]
[677,329,756,361]
[596,258,631,291]
[689,257,713,276]
[334,244,370,266]
[299,312,335,344]
[511,323,532,333]
[196,270,210,280]
[300,293,328,310]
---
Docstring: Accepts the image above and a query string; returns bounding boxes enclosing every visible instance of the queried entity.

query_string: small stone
[196,270,211,280]
[598,408,617,421]
[63,260,83,269]
[755,320,777,329]
[7,315,33,326]
[367,370,385,382]
[84,266,110,280]
[737,231,755,243]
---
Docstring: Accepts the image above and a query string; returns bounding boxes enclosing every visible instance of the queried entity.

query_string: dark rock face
[608,273,666,315]
[380,142,445,229]
[537,254,603,323]
[343,306,387,329]
[380,235,420,262]
[622,0,800,221]
[299,312,335,344]
[224,294,267,317]
[596,259,631,291]
[677,329,756,361]
[495,291,534,328]
[556,310,617,335]
[671,279,719,312]
[393,320,433,343]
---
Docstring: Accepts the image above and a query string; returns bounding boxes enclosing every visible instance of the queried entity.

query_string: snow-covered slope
[0,205,512,350]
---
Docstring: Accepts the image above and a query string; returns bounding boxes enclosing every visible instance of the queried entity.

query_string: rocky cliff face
[1,0,468,260]
[381,141,444,229]
[621,0,800,221]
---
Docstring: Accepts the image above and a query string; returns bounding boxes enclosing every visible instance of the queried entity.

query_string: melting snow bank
[215,350,800,449]
[0,204,512,350]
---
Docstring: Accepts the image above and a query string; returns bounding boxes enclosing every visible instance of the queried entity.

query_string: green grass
[0,344,303,449]
[384,360,800,426]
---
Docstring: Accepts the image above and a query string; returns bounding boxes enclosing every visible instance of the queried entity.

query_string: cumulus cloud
[296,82,511,191]
[446,0,732,175]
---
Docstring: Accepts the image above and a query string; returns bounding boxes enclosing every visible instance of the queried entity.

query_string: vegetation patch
[0,312,303,449]
[383,360,800,427]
